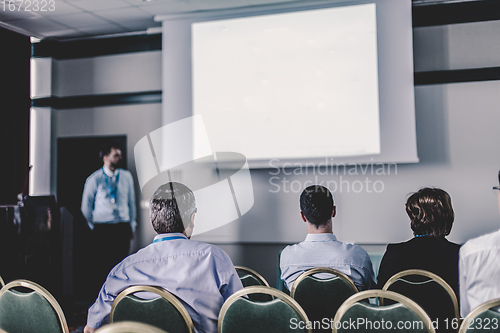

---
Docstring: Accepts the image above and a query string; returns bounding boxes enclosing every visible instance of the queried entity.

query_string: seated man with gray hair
[84,182,243,333]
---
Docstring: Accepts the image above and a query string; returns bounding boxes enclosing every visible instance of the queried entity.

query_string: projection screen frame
[157,0,418,169]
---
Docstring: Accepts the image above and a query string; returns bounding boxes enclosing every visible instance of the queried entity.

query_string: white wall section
[29,107,52,196]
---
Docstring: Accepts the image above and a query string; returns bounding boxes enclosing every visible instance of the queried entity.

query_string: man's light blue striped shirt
[87,233,243,332]
[280,233,375,291]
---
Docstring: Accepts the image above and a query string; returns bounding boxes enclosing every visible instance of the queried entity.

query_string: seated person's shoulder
[341,241,371,257]
[281,242,299,252]
[384,238,420,252]
[384,241,403,252]
[331,241,373,269]
[379,241,409,262]
[279,243,308,268]
[461,229,500,256]
[280,242,303,259]
[189,239,233,261]
[448,240,461,253]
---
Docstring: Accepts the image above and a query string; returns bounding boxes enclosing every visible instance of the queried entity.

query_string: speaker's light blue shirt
[280,233,375,291]
[87,233,243,332]
[81,167,137,232]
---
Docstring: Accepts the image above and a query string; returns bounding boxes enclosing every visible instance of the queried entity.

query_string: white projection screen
[161,0,417,167]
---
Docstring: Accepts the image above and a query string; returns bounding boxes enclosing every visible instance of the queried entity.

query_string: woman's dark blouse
[377,236,461,297]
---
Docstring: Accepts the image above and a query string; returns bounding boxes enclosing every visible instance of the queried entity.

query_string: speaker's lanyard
[102,168,120,203]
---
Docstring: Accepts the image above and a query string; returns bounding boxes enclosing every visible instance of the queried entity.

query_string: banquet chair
[218,285,312,333]
[0,279,69,333]
[333,290,435,333]
[111,285,194,333]
[291,267,358,332]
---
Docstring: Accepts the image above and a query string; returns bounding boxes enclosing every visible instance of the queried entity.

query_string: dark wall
[0,28,31,204]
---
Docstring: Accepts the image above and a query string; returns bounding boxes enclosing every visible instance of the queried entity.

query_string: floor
[67,301,93,333]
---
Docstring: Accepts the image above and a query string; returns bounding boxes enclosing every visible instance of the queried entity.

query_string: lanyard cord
[102,168,120,202]
[153,235,186,243]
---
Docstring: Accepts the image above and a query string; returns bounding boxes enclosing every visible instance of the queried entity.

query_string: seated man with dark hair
[84,182,243,333]
[280,185,375,291]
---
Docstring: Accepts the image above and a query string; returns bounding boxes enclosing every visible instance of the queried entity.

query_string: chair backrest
[235,266,270,288]
[382,269,459,331]
[0,279,69,333]
[290,267,358,332]
[95,321,170,333]
[235,266,272,302]
[110,285,194,333]
[334,290,436,333]
[0,275,4,288]
[459,298,500,333]
[218,286,312,333]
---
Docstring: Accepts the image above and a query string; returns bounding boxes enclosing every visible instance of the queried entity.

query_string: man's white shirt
[459,228,500,317]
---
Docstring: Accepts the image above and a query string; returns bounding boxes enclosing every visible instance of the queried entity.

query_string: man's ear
[332,206,337,218]
[300,211,307,223]
[190,212,196,228]
[183,213,196,239]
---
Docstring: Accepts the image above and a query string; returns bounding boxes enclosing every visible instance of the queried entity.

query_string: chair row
[240,266,459,329]
[231,267,438,333]
[99,265,500,333]
[236,266,500,333]
[291,267,460,332]
[0,279,171,333]
[1,271,499,333]
[108,283,500,333]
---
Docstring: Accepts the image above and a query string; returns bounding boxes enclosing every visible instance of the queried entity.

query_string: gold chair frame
[218,285,312,333]
[95,321,169,333]
[110,285,194,333]
[382,269,460,320]
[333,290,436,333]
[0,279,69,333]
[234,266,271,287]
[290,267,359,298]
[458,298,500,333]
